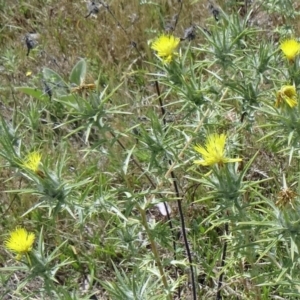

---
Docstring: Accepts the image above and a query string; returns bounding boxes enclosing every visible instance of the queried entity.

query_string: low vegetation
[1,0,300,299]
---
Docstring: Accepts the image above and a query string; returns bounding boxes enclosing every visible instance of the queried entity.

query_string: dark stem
[216,222,229,300]
[0,178,22,217]
[155,80,197,300]
[172,1,183,33]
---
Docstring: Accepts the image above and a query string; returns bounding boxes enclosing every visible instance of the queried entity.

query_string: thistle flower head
[276,188,297,210]
[22,151,41,172]
[194,133,242,167]
[5,227,35,260]
[275,85,298,108]
[280,39,300,62]
[151,34,180,63]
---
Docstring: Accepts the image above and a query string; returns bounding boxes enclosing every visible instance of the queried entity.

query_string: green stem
[26,252,32,267]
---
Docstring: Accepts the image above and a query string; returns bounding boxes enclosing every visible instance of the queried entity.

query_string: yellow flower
[280,39,300,61]
[5,227,35,260]
[151,34,180,63]
[275,85,298,108]
[194,133,242,167]
[22,151,41,172]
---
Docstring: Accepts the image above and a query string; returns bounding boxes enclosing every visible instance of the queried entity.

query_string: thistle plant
[275,85,298,108]
[151,34,180,64]
[191,132,249,299]
[21,151,42,174]
[259,83,300,157]
[194,133,242,167]
[4,0,300,299]
[237,173,300,294]
[280,38,300,63]
[3,227,73,298]
[279,38,300,86]
[5,227,35,261]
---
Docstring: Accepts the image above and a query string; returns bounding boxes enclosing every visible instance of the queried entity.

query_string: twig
[172,0,183,33]
[216,222,229,300]
[155,80,197,300]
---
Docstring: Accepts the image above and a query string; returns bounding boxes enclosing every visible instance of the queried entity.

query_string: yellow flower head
[22,151,41,172]
[280,39,300,61]
[151,34,180,63]
[275,85,298,108]
[194,133,242,167]
[5,227,35,260]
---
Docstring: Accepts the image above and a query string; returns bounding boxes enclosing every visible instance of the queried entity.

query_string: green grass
[1,0,300,299]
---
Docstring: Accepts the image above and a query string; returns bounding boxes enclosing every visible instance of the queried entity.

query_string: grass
[2,0,300,299]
